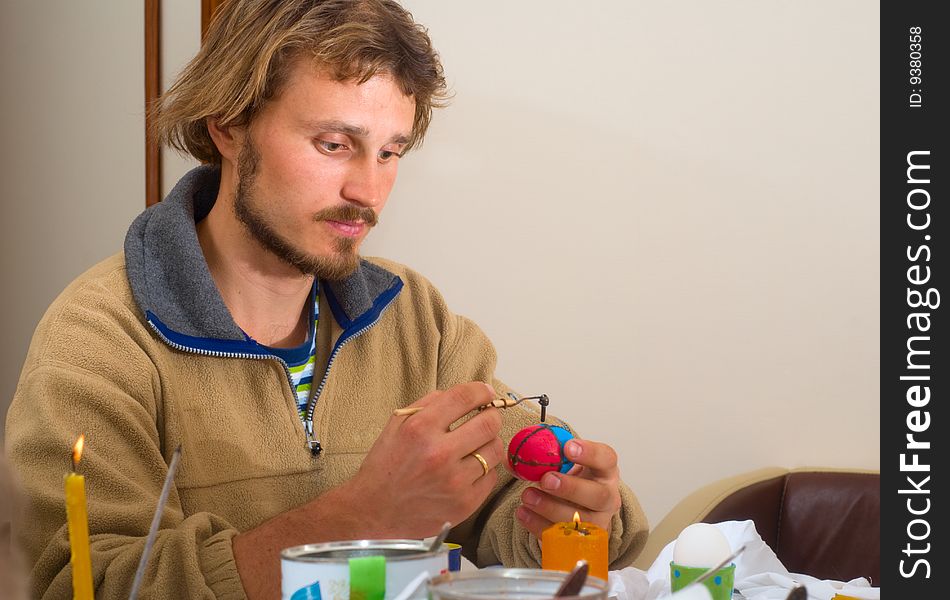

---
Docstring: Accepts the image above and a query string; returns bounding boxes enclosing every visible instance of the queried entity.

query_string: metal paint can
[427,568,608,599]
[281,539,449,600]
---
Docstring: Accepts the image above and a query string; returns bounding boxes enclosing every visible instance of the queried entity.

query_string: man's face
[232,58,416,280]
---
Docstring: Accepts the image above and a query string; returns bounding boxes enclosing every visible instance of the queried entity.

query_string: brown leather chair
[632,467,880,585]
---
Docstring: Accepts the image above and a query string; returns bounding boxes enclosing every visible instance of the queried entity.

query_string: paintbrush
[128,445,182,600]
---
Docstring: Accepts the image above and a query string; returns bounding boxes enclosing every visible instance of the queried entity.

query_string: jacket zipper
[148,277,401,457]
[303,313,387,456]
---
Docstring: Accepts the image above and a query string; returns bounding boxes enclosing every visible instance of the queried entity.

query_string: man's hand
[233,382,504,599]
[344,381,505,537]
[515,438,622,538]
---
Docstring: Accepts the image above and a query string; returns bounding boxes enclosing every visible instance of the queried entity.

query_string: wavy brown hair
[153,0,448,164]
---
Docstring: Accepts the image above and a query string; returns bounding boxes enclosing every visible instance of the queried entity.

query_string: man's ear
[206,117,243,164]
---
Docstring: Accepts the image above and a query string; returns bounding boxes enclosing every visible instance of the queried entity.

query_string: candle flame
[72,435,85,466]
[573,511,581,528]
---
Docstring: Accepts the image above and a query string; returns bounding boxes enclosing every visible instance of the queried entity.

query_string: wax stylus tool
[507,393,549,422]
[393,393,549,418]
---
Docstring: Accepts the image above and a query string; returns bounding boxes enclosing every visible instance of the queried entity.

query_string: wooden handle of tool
[392,397,516,417]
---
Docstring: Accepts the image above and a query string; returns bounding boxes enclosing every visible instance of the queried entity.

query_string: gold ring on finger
[471,452,490,476]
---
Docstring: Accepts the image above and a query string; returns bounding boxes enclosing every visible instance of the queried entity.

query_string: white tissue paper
[605,520,879,600]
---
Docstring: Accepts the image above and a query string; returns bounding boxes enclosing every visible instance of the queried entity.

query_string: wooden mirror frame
[145,0,227,206]
[145,0,161,206]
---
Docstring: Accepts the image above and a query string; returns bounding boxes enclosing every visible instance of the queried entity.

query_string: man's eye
[378,149,404,162]
[318,140,347,153]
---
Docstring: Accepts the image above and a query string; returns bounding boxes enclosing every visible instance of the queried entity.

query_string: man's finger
[520,487,614,533]
[469,466,499,509]
[521,487,583,525]
[426,382,496,429]
[388,388,443,433]
[463,436,504,482]
[537,471,620,513]
[400,388,443,411]
[515,505,553,540]
[564,439,619,479]
[450,407,503,457]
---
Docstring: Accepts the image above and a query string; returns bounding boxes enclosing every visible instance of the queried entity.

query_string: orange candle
[541,512,609,581]
[65,435,94,600]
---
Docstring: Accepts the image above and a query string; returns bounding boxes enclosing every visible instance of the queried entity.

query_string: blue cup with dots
[669,562,735,600]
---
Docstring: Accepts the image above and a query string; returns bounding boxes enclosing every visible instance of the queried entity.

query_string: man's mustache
[313,205,378,227]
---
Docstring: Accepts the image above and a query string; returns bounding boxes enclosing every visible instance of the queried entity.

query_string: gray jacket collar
[124,165,400,345]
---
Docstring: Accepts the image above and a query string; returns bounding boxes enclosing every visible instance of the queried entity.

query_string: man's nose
[340,156,385,208]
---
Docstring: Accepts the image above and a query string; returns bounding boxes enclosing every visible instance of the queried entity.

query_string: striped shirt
[262,282,319,422]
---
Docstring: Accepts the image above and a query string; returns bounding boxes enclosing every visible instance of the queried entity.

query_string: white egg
[670,584,714,600]
[672,523,732,568]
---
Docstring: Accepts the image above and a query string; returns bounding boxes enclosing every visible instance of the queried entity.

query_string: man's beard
[232,138,378,281]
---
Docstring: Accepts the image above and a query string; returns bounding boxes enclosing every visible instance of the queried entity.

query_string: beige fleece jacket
[5,253,648,599]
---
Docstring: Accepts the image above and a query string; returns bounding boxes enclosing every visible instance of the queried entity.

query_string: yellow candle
[65,435,94,600]
[541,512,609,582]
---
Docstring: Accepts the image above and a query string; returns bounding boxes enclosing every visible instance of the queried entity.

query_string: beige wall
[375,0,881,525]
[0,1,145,437]
[1,1,879,527]
[161,0,202,193]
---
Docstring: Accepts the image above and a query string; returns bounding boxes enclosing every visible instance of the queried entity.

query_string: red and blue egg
[507,424,575,481]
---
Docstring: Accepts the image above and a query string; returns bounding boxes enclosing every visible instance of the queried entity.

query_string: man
[5,1,648,598]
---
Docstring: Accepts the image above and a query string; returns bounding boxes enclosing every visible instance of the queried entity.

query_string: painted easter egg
[507,424,575,481]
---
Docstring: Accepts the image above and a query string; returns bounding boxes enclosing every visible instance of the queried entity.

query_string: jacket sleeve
[433,309,649,571]
[4,290,247,599]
